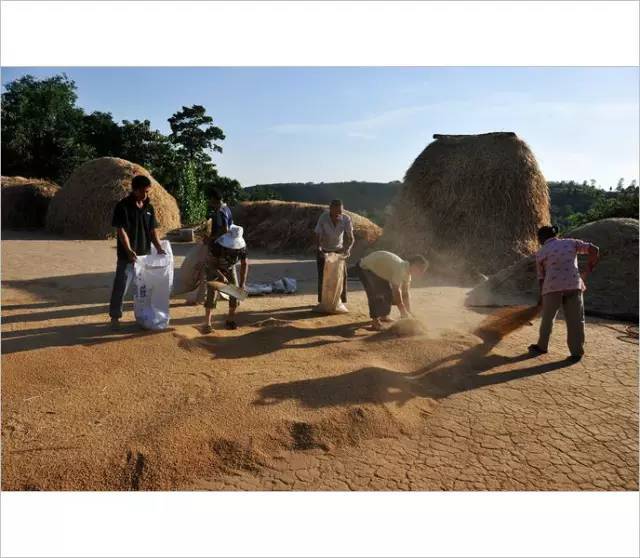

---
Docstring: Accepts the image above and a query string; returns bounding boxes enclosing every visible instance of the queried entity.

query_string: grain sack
[133,240,174,330]
[173,243,208,296]
[317,252,348,314]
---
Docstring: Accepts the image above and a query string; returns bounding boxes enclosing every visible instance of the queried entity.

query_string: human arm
[314,216,324,253]
[401,280,412,316]
[151,227,166,255]
[239,258,249,290]
[391,284,410,318]
[117,228,137,262]
[342,218,355,258]
[586,244,600,273]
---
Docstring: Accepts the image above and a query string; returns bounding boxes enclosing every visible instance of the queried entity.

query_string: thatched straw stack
[381,132,550,277]
[232,200,382,258]
[46,157,180,238]
[1,176,60,229]
[466,218,639,321]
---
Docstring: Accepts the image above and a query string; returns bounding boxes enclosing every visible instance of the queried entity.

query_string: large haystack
[45,157,180,238]
[1,176,60,229]
[232,200,382,259]
[381,132,550,276]
[466,218,639,321]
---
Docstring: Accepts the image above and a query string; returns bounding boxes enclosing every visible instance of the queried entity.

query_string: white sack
[133,240,174,330]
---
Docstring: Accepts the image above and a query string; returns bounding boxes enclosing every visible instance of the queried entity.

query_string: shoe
[226,320,238,330]
[110,318,120,331]
[202,324,214,334]
[528,344,548,355]
[380,316,395,323]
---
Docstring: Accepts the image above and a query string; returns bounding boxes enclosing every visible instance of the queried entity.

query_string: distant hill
[244,180,638,229]
[244,181,400,224]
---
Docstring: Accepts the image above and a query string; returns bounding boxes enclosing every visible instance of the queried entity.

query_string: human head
[407,254,429,278]
[329,199,343,219]
[537,225,559,245]
[131,174,151,201]
[210,188,223,210]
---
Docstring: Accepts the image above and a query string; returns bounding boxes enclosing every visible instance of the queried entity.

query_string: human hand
[157,249,167,256]
[127,249,137,262]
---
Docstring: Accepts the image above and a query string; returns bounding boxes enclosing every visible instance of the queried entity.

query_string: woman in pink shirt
[529,225,599,361]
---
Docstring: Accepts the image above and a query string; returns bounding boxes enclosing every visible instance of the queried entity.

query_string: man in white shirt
[314,199,355,305]
[356,250,429,331]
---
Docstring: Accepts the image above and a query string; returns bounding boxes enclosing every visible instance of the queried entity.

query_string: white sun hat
[217,224,246,250]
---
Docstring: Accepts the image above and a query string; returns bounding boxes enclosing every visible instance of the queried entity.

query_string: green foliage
[176,162,208,225]
[566,181,638,228]
[168,105,225,162]
[1,73,243,226]
[1,74,89,181]
[242,185,278,201]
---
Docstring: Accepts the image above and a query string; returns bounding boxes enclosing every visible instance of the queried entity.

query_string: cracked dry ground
[1,233,638,491]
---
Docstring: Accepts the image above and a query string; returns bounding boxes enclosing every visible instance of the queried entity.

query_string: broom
[473,304,542,343]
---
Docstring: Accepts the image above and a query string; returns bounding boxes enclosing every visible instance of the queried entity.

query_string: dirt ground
[1,230,638,490]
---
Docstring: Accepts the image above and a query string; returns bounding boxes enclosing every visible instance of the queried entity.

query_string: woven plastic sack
[133,240,174,330]
[173,243,208,295]
[318,252,348,313]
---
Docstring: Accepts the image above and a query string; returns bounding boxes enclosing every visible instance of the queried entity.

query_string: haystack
[381,133,550,276]
[45,158,181,238]
[1,176,60,229]
[232,201,382,259]
[466,218,639,321]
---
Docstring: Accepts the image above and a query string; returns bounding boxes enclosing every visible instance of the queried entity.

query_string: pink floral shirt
[536,237,594,295]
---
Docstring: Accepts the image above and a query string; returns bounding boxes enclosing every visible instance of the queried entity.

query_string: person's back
[536,237,592,295]
[360,250,410,287]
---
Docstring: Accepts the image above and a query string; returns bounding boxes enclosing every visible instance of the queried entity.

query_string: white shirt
[360,251,410,287]
[314,211,354,252]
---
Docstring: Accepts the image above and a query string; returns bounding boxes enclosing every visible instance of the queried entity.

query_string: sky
[1,67,638,188]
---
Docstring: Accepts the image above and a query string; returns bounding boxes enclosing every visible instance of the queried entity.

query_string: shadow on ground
[254,335,577,406]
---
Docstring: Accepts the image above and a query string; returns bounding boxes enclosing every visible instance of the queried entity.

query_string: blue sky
[2,67,638,188]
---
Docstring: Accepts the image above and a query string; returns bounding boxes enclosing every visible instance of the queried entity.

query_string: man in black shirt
[109,174,166,328]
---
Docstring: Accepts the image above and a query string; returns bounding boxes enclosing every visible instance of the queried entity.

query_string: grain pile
[232,200,382,259]
[466,218,639,321]
[1,176,60,229]
[381,133,550,277]
[45,157,181,238]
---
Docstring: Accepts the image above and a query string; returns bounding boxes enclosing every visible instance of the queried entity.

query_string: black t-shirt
[112,195,159,260]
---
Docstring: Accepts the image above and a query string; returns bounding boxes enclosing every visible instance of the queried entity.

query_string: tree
[82,111,122,157]
[168,105,225,162]
[1,74,90,181]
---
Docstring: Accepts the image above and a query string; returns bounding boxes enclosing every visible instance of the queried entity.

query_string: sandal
[226,320,238,330]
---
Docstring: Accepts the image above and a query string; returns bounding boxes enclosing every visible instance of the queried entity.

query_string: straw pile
[1,176,60,229]
[232,201,382,258]
[381,133,550,277]
[45,157,181,238]
[466,218,639,321]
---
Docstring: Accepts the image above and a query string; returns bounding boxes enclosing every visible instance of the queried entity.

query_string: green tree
[82,111,122,157]
[176,161,208,225]
[168,105,225,162]
[1,74,91,181]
